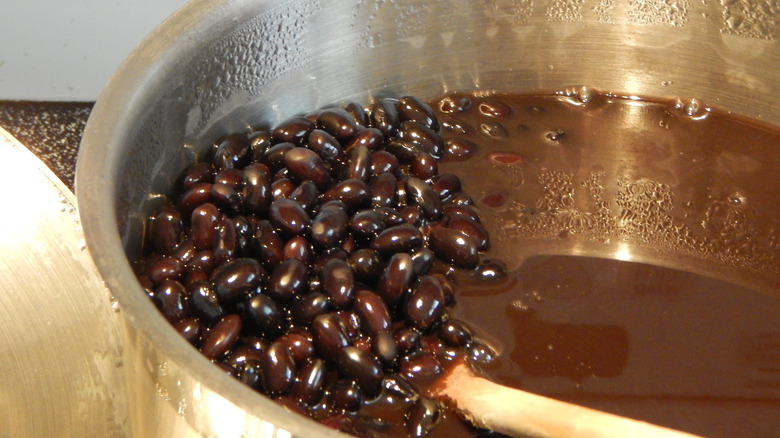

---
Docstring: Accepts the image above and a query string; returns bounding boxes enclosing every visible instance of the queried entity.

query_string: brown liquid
[423,91,780,438]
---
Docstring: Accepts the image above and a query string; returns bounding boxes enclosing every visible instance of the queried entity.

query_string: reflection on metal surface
[0,127,127,437]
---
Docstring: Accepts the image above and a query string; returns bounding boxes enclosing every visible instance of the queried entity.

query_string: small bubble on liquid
[683,99,700,116]
[545,130,566,142]
[577,86,593,103]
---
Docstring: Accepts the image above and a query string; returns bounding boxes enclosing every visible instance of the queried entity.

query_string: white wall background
[0,0,190,101]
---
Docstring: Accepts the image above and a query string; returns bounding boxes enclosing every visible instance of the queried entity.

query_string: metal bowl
[76,0,779,436]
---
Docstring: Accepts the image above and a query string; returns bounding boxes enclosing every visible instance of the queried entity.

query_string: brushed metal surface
[0,127,127,437]
[76,0,779,436]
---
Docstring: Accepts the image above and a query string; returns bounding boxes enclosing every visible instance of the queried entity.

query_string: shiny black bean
[290,292,329,327]
[153,208,183,255]
[370,172,398,208]
[429,273,456,305]
[428,227,479,269]
[406,398,443,438]
[248,129,273,161]
[147,256,184,284]
[336,346,383,396]
[443,205,482,223]
[430,173,462,202]
[410,247,434,277]
[347,249,384,284]
[372,331,398,369]
[210,182,242,216]
[468,341,497,366]
[284,147,332,190]
[334,310,361,340]
[439,115,475,135]
[261,341,296,396]
[442,137,477,162]
[270,178,296,200]
[306,128,343,164]
[344,127,383,152]
[409,153,438,181]
[153,279,188,323]
[394,327,421,353]
[397,121,444,158]
[318,108,360,142]
[213,133,251,171]
[267,258,308,302]
[447,215,489,251]
[348,209,387,242]
[242,167,271,215]
[201,314,242,359]
[439,320,473,347]
[352,289,391,334]
[399,205,422,226]
[178,182,212,217]
[172,239,196,264]
[438,94,472,113]
[384,139,425,163]
[446,193,474,206]
[252,220,285,269]
[212,218,238,265]
[370,150,399,175]
[276,332,315,365]
[406,177,443,220]
[272,116,315,145]
[228,343,266,371]
[327,380,363,413]
[397,96,439,131]
[214,168,243,190]
[371,224,423,255]
[290,181,320,215]
[311,313,350,363]
[311,203,349,249]
[183,162,213,190]
[342,145,372,182]
[262,142,296,172]
[403,275,445,331]
[320,259,355,309]
[268,198,311,237]
[322,179,370,211]
[375,206,406,227]
[344,101,369,126]
[188,280,224,325]
[174,318,202,345]
[290,358,326,406]
[240,359,264,391]
[282,235,312,265]
[212,258,265,303]
[400,352,442,384]
[370,98,400,137]
[376,252,414,305]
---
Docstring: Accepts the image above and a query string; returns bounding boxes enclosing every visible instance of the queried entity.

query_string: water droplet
[577,86,593,103]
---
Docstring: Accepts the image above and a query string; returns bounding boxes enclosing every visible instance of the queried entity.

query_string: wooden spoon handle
[429,362,702,438]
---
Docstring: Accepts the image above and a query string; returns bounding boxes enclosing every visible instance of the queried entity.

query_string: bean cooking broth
[134,89,780,438]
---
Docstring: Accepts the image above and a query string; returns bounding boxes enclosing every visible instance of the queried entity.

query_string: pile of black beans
[134,96,499,437]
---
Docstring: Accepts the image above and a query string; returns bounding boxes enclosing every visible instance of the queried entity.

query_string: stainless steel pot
[76,0,780,436]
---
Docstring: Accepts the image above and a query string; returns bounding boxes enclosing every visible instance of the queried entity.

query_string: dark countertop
[0,101,94,192]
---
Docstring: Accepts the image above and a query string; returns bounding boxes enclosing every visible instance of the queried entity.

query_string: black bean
[479,121,508,140]
[397,96,439,131]
[372,331,398,369]
[214,168,243,189]
[404,275,445,331]
[409,153,438,180]
[327,380,363,413]
[384,139,425,163]
[148,256,184,285]
[442,137,477,162]
[212,258,265,303]
[375,206,406,227]
[320,259,355,309]
[153,279,188,323]
[371,224,423,255]
[240,359,264,391]
[349,209,387,241]
[400,352,442,384]
[174,318,202,345]
[342,145,372,182]
[248,129,273,161]
[282,235,312,265]
[406,177,443,220]
[290,358,326,406]
[307,128,343,164]
[318,108,360,142]
[311,203,349,249]
[262,142,296,172]
[201,314,242,359]
[370,98,400,137]
[228,343,266,370]
[261,341,296,396]
[290,292,330,327]
[322,179,370,211]
[347,249,384,284]
[276,332,315,365]
[429,273,456,306]
[370,150,399,175]
[284,147,332,190]
[268,198,311,237]
[270,178,296,200]
[172,239,197,264]
[428,227,479,269]
[370,172,398,208]
[267,258,308,302]
[210,182,242,216]
[468,341,497,366]
[178,182,212,217]
[312,313,350,363]
[397,121,444,158]
[183,162,213,190]
[439,320,473,347]
[438,94,472,113]
[410,247,434,277]
[399,205,423,226]
[394,327,421,353]
[252,220,285,269]
[344,101,369,126]
[188,280,224,325]
[273,116,315,145]
[352,289,392,334]
[213,133,251,171]
[443,205,482,223]
[153,208,183,255]
[344,127,383,152]
[242,167,271,215]
[212,218,238,265]
[430,173,462,202]
[336,346,383,396]
[447,215,489,251]
[376,253,414,305]
[406,398,443,438]
[289,181,319,215]
[478,100,512,117]
[446,193,474,207]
